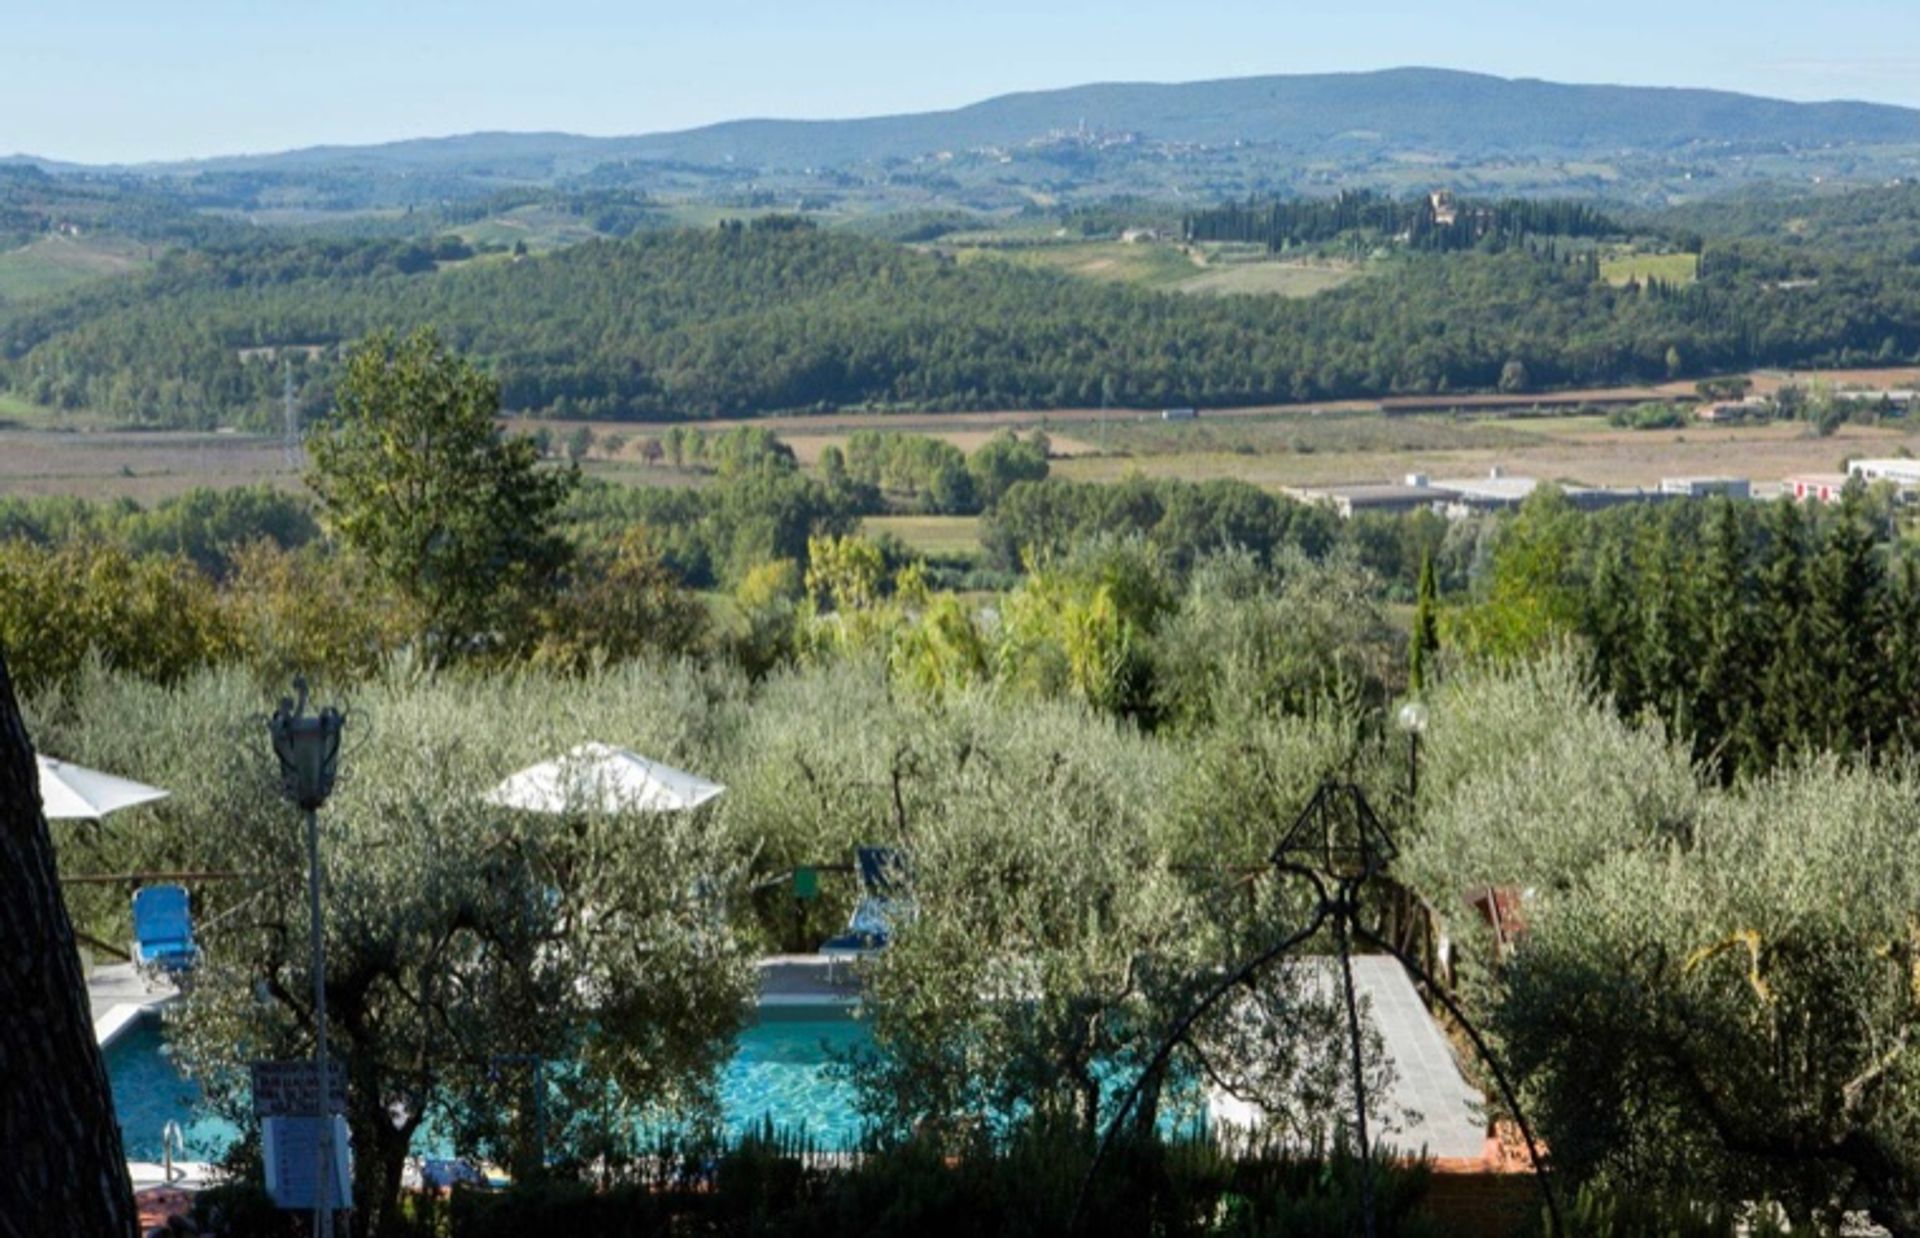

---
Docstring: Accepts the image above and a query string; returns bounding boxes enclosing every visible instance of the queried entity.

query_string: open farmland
[962,239,1366,298]
[1054,413,1920,490]
[0,233,152,303]
[861,514,983,558]
[1598,247,1699,286]
[1176,260,1362,297]
[5,366,1919,501]
[0,428,296,500]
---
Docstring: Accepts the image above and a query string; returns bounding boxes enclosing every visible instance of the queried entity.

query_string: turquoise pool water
[106,1002,874,1162]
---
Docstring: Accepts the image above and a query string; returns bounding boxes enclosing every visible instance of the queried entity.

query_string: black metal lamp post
[268,679,344,1238]
[1396,700,1428,809]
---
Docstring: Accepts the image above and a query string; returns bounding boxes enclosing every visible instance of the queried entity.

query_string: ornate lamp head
[267,678,344,812]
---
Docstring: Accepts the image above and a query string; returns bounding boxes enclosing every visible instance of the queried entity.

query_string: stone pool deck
[88,961,174,1047]
[756,953,862,1005]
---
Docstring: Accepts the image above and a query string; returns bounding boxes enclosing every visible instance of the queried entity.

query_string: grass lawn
[862,514,982,559]
[1599,249,1699,286]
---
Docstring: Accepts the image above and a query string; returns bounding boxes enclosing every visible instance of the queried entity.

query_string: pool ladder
[161,1120,185,1184]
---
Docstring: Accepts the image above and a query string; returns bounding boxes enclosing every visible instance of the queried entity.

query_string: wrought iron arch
[1068,779,1562,1237]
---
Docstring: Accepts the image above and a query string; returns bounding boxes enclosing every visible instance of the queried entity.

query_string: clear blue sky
[7,0,1919,164]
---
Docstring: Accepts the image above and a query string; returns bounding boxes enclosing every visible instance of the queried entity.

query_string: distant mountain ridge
[25,67,1920,181]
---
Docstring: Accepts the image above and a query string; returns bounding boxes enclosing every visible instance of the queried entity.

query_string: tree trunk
[0,646,138,1236]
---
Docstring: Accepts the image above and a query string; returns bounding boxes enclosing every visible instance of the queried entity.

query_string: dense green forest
[6,216,1920,426]
[1654,178,1920,259]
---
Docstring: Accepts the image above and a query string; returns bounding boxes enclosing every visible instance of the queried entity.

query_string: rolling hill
[42,68,1920,183]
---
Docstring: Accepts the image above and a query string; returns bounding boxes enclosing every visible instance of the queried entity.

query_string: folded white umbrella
[483,742,725,815]
[36,754,170,821]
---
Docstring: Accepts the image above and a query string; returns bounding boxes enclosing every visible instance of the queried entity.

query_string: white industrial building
[1848,458,1920,490]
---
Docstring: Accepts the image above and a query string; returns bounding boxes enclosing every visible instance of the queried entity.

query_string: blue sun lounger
[132,884,200,982]
[820,847,912,957]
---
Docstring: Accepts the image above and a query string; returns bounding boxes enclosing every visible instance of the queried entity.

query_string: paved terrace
[1208,956,1489,1161]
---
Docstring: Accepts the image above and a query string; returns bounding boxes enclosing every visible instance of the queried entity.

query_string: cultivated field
[963,240,1366,298]
[0,428,296,500]
[1598,248,1699,286]
[6,366,1920,502]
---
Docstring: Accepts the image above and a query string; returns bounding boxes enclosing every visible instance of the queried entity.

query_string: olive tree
[1495,759,1920,1228]
[723,670,1393,1147]
[1402,654,1920,1227]
[45,665,754,1238]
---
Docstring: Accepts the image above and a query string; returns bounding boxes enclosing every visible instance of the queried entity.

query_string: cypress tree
[1632,511,1696,733]
[1691,498,1755,776]
[1755,497,1813,765]
[1879,553,1920,753]
[1805,483,1882,753]
[1410,551,1440,694]
[1583,534,1639,708]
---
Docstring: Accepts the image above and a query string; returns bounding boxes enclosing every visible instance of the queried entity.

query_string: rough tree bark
[0,646,138,1237]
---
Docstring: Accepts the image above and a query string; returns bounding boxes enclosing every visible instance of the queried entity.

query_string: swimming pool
[106,1002,875,1163]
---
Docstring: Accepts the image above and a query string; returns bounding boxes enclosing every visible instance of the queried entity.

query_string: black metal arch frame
[1067,781,1562,1238]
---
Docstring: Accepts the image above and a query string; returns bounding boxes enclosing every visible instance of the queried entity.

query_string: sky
[6,0,1920,164]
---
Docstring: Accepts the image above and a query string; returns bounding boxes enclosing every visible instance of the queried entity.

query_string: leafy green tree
[1445,488,1583,658]
[1491,759,1920,1228]
[804,533,886,613]
[565,425,595,463]
[306,329,576,660]
[532,529,709,671]
[0,538,231,694]
[967,431,1050,508]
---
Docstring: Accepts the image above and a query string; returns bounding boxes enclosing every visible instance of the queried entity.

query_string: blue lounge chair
[132,884,199,982]
[820,847,913,957]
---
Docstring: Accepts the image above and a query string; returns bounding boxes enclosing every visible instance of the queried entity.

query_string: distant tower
[282,357,301,470]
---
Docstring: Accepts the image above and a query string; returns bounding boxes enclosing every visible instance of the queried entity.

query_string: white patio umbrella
[36,754,170,821]
[483,742,725,815]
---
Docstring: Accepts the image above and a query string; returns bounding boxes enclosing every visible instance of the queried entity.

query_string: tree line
[1183,189,1621,253]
